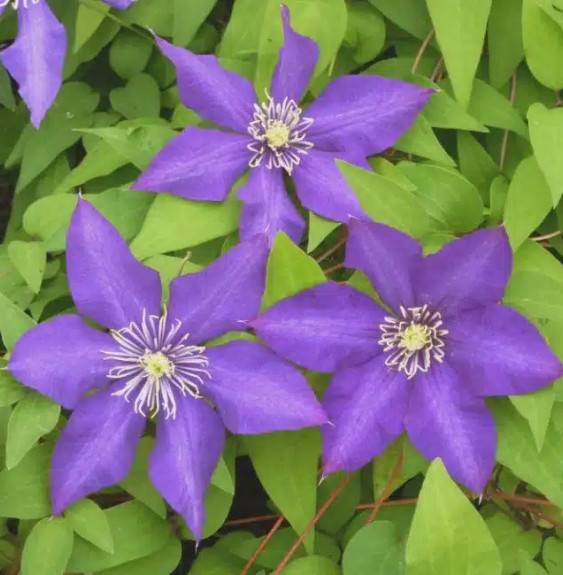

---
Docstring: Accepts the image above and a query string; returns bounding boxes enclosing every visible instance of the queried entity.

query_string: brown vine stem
[430,56,444,83]
[323,262,344,275]
[365,451,404,524]
[240,515,286,575]
[531,230,562,242]
[411,29,436,75]
[499,71,518,172]
[271,473,353,574]
[315,230,348,264]
[521,504,563,529]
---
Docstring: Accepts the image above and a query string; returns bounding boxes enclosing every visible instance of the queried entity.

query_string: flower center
[247,92,314,175]
[102,310,210,420]
[378,305,448,379]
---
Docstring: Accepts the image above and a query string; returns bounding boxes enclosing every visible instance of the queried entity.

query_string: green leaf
[109,29,153,79]
[65,499,114,554]
[74,1,110,53]
[173,0,217,46]
[491,400,563,509]
[245,429,321,554]
[0,63,15,111]
[510,385,555,451]
[283,556,340,575]
[339,162,430,238]
[0,370,27,407]
[345,3,386,63]
[521,557,549,575]
[369,0,432,39]
[457,132,499,200]
[6,392,60,470]
[307,213,340,253]
[316,472,361,535]
[398,163,484,233]
[262,232,325,309]
[527,103,563,205]
[543,538,563,574]
[110,74,161,120]
[522,0,563,90]
[0,291,36,351]
[0,443,52,519]
[343,521,405,575]
[21,517,73,575]
[406,458,502,575]
[67,501,172,572]
[504,270,563,321]
[487,0,524,89]
[485,512,542,575]
[189,547,245,575]
[489,174,509,226]
[504,156,552,249]
[426,0,492,107]
[130,192,240,260]
[7,241,46,294]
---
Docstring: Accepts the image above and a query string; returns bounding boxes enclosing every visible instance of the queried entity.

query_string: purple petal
[322,355,410,474]
[251,282,384,373]
[8,315,113,410]
[102,0,136,8]
[405,362,496,493]
[149,397,225,541]
[238,165,305,245]
[270,5,319,103]
[447,304,563,396]
[305,75,432,156]
[168,235,269,345]
[205,341,327,434]
[51,388,145,515]
[292,150,365,223]
[67,200,162,330]
[415,227,512,317]
[346,218,423,314]
[132,127,250,202]
[1,0,67,128]
[155,36,256,133]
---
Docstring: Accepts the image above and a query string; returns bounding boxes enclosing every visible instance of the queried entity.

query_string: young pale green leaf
[130,192,240,260]
[504,270,563,321]
[6,392,60,470]
[504,156,552,250]
[0,369,27,407]
[109,30,153,79]
[485,512,542,574]
[527,103,563,206]
[510,385,555,451]
[65,499,114,554]
[262,232,325,309]
[521,558,549,575]
[110,74,161,120]
[21,517,74,575]
[543,537,563,574]
[173,0,217,46]
[0,443,52,519]
[345,3,386,63]
[487,0,524,89]
[522,0,563,90]
[307,213,340,253]
[245,429,321,554]
[406,459,502,575]
[343,521,405,575]
[7,241,46,294]
[339,162,430,239]
[398,163,484,234]
[74,1,110,53]
[0,291,36,351]
[491,400,563,509]
[283,556,340,575]
[120,0,174,36]
[457,132,499,200]
[369,0,432,39]
[426,0,492,108]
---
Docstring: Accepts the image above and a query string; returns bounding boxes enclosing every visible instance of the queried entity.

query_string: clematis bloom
[0,0,136,127]
[252,219,563,492]
[8,199,326,539]
[132,5,432,244]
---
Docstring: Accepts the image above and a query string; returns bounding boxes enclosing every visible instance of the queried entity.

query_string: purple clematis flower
[132,5,432,245]
[0,0,135,127]
[8,199,326,539]
[251,219,563,492]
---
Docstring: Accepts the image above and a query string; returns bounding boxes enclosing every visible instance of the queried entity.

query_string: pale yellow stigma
[140,351,174,379]
[398,324,432,353]
[265,121,290,148]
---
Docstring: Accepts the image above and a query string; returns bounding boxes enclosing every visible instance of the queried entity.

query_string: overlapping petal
[238,164,305,245]
[252,282,384,373]
[405,362,496,493]
[447,304,563,396]
[415,227,512,317]
[149,397,225,541]
[168,235,269,345]
[346,218,422,314]
[305,75,432,156]
[102,0,136,8]
[67,200,162,330]
[1,0,67,127]
[322,355,410,474]
[155,36,256,133]
[270,5,319,103]
[132,127,250,201]
[205,341,327,434]
[292,150,365,223]
[51,388,146,515]
[8,315,113,409]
